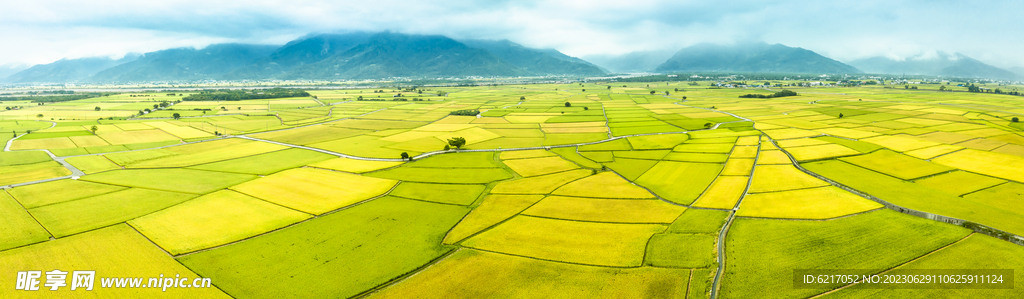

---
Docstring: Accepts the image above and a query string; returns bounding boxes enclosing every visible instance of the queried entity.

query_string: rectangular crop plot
[500,149,555,160]
[645,233,716,268]
[188,148,335,175]
[805,160,1024,236]
[443,194,545,244]
[65,155,123,174]
[367,249,690,299]
[10,137,77,150]
[9,179,127,208]
[720,210,969,299]
[367,166,512,184]
[407,152,500,168]
[861,135,940,152]
[231,168,397,215]
[97,129,179,145]
[553,172,655,199]
[462,216,666,267]
[748,165,829,193]
[663,152,729,163]
[0,192,50,251]
[129,190,312,255]
[29,188,197,237]
[915,171,1006,196]
[903,144,964,159]
[635,161,723,204]
[523,196,686,223]
[756,150,791,165]
[840,150,954,180]
[0,151,53,166]
[692,176,750,209]
[785,144,861,161]
[389,182,485,205]
[490,169,591,194]
[178,196,468,299]
[667,208,730,234]
[0,161,72,186]
[0,225,231,298]
[81,169,256,194]
[307,157,403,173]
[932,149,1024,183]
[825,234,1024,298]
[721,158,754,175]
[626,134,690,149]
[673,143,734,153]
[737,186,882,219]
[120,138,288,168]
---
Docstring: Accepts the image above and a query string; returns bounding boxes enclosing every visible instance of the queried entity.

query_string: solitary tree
[520,96,525,100]
[649,91,656,95]
[1013,117,1020,123]
[221,106,227,111]
[447,137,467,149]
[172,113,181,120]
[237,107,241,110]
[582,89,585,92]
[564,102,572,107]
[153,104,159,109]
[606,86,611,90]
[400,152,410,160]
[682,96,687,100]
[839,113,845,119]
[665,91,670,96]
[36,114,42,118]
[584,106,589,110]
[703,122,713,129]
[94,106,101,111]
[90,125,98,135]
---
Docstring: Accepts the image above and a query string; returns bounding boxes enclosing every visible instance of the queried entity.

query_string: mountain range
[848,52,1020,80]
[583,50,676,73]
[655,42,862,74]
[2,32,605,83]
[3,32,1021,83]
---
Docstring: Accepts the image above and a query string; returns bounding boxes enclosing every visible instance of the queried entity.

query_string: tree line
[739,89,798,98]
[182,88,310,101]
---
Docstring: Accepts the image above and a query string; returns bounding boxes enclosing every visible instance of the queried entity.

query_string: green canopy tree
[447,137,466,149]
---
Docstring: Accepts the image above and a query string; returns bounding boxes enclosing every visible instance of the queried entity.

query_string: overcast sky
[2,0,1022,68]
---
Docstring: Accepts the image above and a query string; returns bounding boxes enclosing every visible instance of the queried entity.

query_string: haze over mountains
[3,32,1021,84]
[2,32,604,84]
[848,52,1020,80]
[655,42,861,74]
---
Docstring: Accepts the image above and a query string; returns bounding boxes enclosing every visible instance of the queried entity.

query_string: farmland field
[3,82,1024,298]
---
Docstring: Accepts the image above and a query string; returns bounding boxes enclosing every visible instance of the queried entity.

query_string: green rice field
[3,82,1024,298]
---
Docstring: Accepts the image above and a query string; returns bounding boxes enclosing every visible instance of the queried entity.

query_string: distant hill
[655,42,861,74]
[282,32,529,80]
[848,52,1019,80]
[0,63,31,82]
[222,32,373,80]
[460,39,605,76]
[583,50,676,73]
[88,44,277,82]
[5,55,138,83]
[1010,67,1024,78]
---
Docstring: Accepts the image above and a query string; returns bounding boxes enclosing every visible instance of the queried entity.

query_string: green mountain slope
[656,42,861,74]
[283,32,529,79]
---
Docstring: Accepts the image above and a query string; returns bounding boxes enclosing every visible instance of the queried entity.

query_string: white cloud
[0,0,1021,68]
